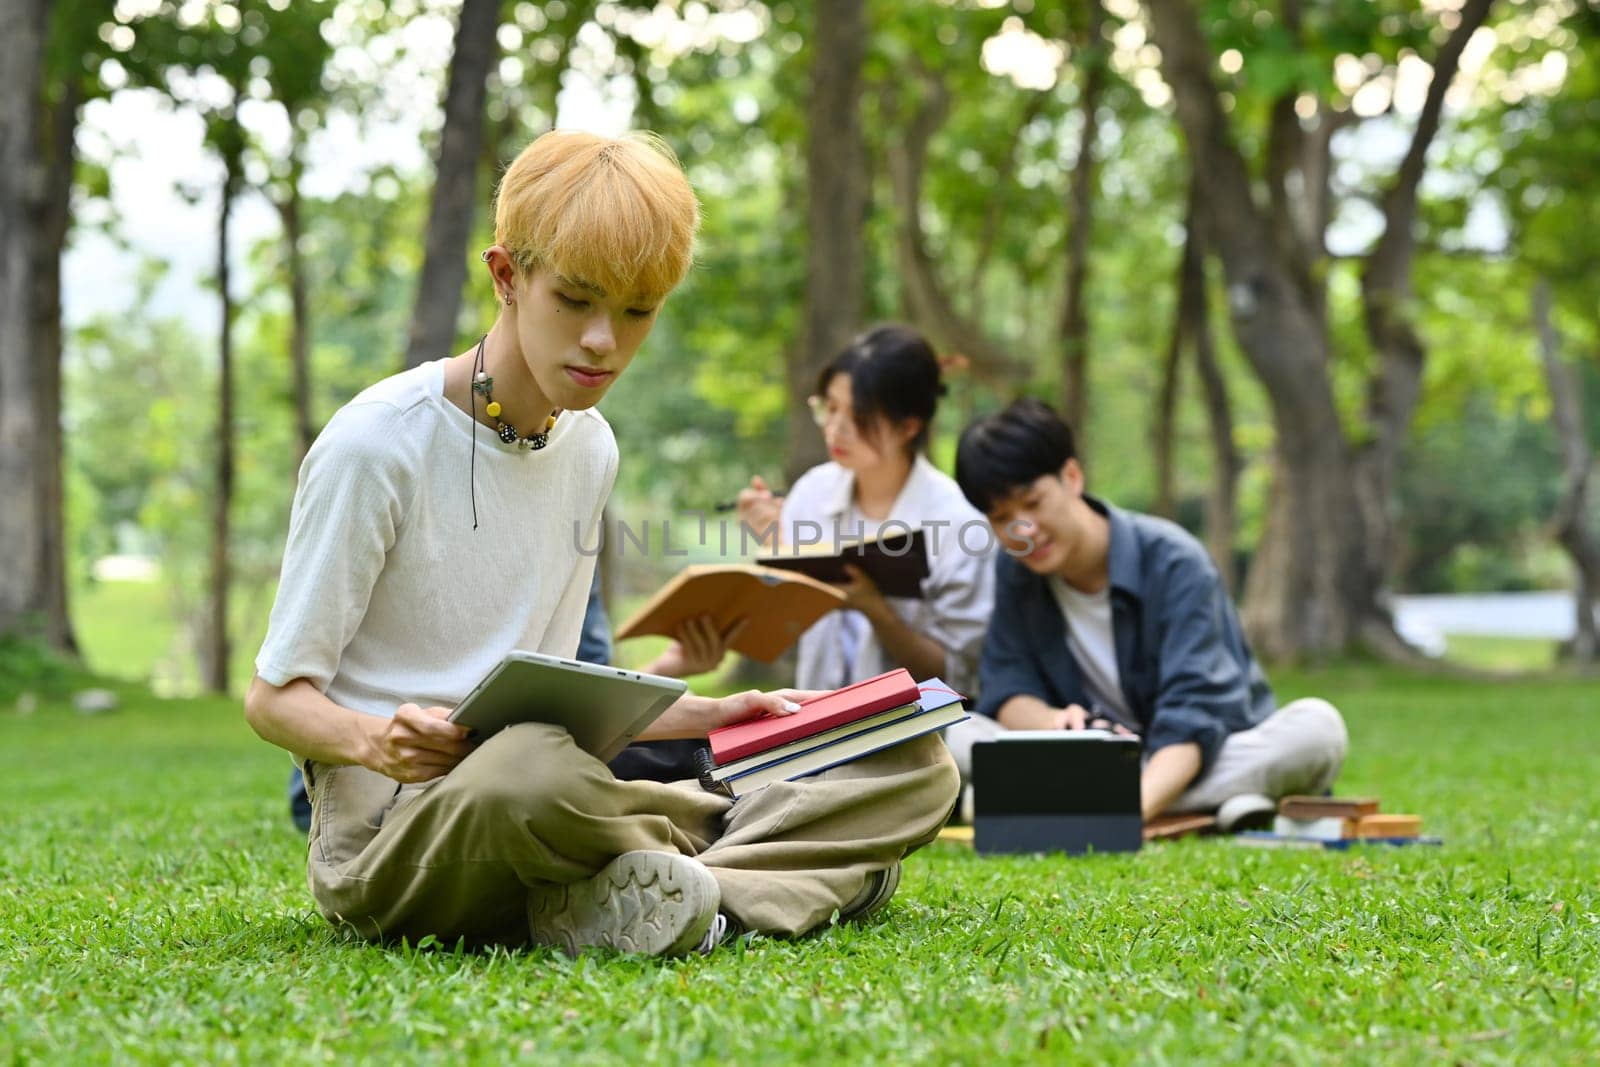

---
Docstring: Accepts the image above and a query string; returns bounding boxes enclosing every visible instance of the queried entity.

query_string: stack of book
[699,668,967,799]
[1239,795,1439,849]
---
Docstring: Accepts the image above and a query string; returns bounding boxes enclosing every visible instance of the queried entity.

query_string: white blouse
[776,454,996,695]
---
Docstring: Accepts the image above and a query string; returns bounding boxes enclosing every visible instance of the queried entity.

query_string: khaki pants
[943,698,1348,811]
[303,724,959,945]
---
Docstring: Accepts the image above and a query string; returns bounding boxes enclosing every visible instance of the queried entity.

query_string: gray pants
[943,698,1348,811]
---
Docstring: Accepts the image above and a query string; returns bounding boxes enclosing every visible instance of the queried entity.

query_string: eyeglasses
[806,395,856,434]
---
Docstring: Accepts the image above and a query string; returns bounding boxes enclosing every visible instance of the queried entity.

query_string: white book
[1273,814,1352,841]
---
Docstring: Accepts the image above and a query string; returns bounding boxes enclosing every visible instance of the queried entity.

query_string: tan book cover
[1354,813,1422,838]
[613,564,845,662]
[1278,795,1381,820]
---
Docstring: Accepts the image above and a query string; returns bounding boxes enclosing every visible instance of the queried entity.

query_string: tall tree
[1058,0,1106,439]
[0,0,55,644]
[202,91,246,694]
[403,0,502,369]
[787,0,868,484]
[1152,174,1238,590]
[1533,280,1599,661]
[1143,0,1493,659]
[255,2,334,463]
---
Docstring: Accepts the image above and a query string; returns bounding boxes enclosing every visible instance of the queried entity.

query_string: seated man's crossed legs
[943,698,1349,826]
[304,722,959,952]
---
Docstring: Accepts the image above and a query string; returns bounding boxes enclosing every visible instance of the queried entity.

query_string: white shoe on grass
[527,850,721,957]
[1216,793,1277,834]
[841,861,902,923]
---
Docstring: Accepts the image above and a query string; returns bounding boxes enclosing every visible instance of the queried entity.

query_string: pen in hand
[713,487,788,512]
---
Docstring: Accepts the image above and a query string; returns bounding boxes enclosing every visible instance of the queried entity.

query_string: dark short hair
[818,324,946,456]
[955,397,1078,514]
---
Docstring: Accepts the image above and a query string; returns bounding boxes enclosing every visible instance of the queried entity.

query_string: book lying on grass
[704,676,968,799]
[1143,813,1218,842]
[1236,832,1443,850]
[613,564,846,662]
[1268,795,1429,845]
[755,527,930,599]
[1278,795,1380,820]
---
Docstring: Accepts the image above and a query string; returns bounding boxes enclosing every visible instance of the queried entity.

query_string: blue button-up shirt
[974,495,1274,772]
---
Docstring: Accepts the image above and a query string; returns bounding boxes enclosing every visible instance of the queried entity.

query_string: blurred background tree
[2,0,1596,690]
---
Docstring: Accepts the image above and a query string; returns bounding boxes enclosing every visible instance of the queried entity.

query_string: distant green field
[3,661,1595,1063]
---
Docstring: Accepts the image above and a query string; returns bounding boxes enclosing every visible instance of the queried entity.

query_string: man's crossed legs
[303,723,960,953]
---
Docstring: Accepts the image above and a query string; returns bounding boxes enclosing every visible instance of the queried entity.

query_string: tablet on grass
[448,651,688,762]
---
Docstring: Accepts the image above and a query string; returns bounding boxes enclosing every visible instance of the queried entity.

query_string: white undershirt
[1048,576,1132,724]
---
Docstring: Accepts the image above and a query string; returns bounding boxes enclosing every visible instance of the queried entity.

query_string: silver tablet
[448,650,689,762]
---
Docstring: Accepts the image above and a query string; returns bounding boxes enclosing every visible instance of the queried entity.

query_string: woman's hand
[838,563,890,619]
[362,703,474,783]
[646,616,745,678]
[736,476,784,548]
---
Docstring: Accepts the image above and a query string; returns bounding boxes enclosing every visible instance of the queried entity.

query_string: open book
[756,527,929,599]
[613,564,845,662]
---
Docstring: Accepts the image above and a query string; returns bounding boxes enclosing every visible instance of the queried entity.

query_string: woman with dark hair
[738,325,994,692]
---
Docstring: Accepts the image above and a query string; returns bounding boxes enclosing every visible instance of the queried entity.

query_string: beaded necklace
[470,335,558,451]
[467,334,559,530]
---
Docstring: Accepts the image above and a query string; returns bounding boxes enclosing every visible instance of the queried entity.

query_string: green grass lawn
[3,665,1596,1064]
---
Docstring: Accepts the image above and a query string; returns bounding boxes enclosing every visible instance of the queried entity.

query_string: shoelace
[695,912,729,955]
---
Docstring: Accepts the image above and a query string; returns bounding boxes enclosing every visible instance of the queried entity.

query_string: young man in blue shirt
[948,398,1347,830]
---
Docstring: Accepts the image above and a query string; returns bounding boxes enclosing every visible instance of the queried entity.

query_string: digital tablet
[447,651,689,762]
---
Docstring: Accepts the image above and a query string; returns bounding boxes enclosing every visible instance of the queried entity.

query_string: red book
[708,668,920,764]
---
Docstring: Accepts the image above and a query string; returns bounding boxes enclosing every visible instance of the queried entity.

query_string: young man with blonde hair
[246,131,958,956]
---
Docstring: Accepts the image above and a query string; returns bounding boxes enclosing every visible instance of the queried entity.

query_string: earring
[504,292,513,306]
[480,249,492,263]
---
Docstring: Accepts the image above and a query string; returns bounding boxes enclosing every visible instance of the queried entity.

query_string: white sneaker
[841,861,902,923]
[694,912,731,955]
[1216,793,1277,834]
[527,851,721,957]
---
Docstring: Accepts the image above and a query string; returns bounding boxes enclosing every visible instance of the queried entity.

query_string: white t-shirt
[255,359,617,719]
[778,455,995,693]
[1048,576,1132,724]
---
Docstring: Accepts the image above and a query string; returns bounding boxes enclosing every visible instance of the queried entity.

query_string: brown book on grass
[1278,795,1381,820]
[1354,813,1422,838]
[1143,812,1218,842]
[613,564,845,662]
[755,527,930,599]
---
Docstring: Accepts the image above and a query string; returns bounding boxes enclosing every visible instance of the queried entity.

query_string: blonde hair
[493,130,700,303]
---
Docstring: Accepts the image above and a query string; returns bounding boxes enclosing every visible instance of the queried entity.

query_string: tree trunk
[788,0,867,485]
[279,139,314,466]
[403,0,500,370]
[1151,286,1182,521]
[29,75,82,652]
[0,0,50,642]
[1533,280,1599,661]
[206,139,243,694]
[1059,0,1105,441]
[1353,0,1495,596]
[883,71,1029,386]
[1145,0,1375,659]
[1151,177,1239,589]
[1189,224,1240,595]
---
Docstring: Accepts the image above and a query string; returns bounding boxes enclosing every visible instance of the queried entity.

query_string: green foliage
[3,667,1598,1061]
[0,637,84,704]
[50,0,1600,683]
